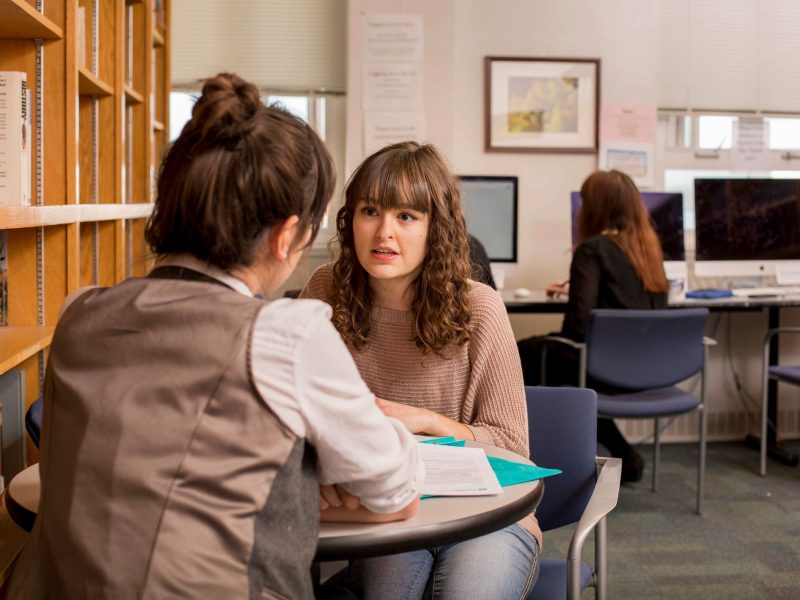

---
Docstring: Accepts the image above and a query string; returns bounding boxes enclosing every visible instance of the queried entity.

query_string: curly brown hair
[330,142,473,354]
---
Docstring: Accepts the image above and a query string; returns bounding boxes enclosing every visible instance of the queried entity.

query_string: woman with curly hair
[301,141,540,599]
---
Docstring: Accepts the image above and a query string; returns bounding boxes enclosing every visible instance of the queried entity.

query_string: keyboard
[731,286,800,297]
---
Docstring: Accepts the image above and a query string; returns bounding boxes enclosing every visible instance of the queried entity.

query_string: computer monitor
[570,190,686,277]
[693,178,800,280]
[458,175,518,262]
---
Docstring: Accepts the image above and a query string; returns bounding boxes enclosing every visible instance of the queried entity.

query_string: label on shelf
[0,72,32,207]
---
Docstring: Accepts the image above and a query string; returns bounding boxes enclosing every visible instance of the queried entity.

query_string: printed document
[419,443,503,496]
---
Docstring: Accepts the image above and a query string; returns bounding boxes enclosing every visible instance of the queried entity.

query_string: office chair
[760,327,800,476]
[525,386,621,600]
[25,396,44,448]
[542,308,712,515]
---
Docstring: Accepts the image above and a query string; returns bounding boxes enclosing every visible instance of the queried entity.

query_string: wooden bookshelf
[78,66,113,96]
[0,0,63,39]
[0,0,170,459]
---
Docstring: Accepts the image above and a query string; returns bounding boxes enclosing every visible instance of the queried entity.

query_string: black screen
[694,179,800,261]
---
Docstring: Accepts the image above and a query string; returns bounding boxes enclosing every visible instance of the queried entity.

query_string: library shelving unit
[0,0,170,464]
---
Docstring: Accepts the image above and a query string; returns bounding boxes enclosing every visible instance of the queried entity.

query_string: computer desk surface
[501,288,800,468]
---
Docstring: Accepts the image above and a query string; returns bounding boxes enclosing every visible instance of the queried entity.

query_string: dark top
[468,234,496,290]
[562,235,667,341]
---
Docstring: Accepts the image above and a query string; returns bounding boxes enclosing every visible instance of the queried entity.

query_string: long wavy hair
[330,142,473,354]
[577,169,669,293]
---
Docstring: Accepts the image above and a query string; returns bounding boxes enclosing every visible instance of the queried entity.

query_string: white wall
[326,0,800,442]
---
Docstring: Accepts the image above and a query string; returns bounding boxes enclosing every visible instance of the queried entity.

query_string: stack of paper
[418,443,503,497]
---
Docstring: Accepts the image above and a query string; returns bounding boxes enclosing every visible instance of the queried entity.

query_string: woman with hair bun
[302,141,540,599]
[3,73,422,600]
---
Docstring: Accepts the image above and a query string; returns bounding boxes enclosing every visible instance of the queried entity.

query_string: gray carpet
[543,440,800,599]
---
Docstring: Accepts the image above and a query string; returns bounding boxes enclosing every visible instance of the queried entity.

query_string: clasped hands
[545,280,570,298]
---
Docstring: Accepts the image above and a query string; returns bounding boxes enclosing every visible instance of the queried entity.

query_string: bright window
[169,92,198,141]
[697,116,734,150]
[766,117,800,150]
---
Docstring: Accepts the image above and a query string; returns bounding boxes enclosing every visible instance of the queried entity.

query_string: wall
[299,0,800,443]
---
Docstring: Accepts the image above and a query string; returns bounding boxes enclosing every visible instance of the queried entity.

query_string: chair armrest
[539,337,587,386]
[567,457,622,563]
[764,327,800,347]
[539,335,586,351]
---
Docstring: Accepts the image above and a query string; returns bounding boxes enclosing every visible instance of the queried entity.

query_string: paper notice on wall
[599,141,656,187]
[363,62,423,111]
[363,14,423,63]
[600,103,656,144]
[363,112,427,156]
[361,13,426,158]
[731,117,770,171]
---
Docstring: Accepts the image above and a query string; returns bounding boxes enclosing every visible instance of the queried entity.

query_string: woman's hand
[546,280,570,298]
[319,484,361,511]
[375,398,434,434]
[376,397,475,440]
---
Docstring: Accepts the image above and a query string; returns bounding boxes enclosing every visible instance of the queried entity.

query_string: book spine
[0,72,30,207]
[0,230,7,327]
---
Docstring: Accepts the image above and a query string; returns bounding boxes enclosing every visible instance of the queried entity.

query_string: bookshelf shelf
[124,85,143,105]
[1,0,170,425]
[152,28,165,48]
[0,0,63,40]
[78,66,113,97]
[0,327,55,374]
[0,204,155,229]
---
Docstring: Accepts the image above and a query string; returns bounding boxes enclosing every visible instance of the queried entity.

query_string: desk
[5,444,544,562]
[316,440,543,561]
[502,289,800,467]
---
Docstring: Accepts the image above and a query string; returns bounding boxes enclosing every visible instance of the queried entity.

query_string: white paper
[599,141,656,188]
[363,62,423,111]
[363,111,427,156]
[419,444,503,496]
[731,117,770,171]
[363,14,423,63]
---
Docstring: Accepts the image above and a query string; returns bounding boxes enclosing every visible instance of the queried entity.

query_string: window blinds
[170,0,346,92]
[657,0,800,113]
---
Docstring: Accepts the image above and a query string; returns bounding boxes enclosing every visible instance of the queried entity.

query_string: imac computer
[570,190,687,279]
[693,178,800,282]
[458,175,518,263]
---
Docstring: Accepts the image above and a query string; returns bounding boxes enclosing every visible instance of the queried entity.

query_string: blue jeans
[344,524,540,600]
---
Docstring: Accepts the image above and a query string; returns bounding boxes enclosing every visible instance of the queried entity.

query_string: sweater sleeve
[464,284,529,457]
[299,263,335,304]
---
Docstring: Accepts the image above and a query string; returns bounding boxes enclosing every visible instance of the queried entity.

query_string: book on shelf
[0,230,7,327]
[0,72,32,207]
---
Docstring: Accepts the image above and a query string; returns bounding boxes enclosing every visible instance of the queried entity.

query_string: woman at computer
[3,73,423,600]
[301,141,540,599]
[518,169,669,483]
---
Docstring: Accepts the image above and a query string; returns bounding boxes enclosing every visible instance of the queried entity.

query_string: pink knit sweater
[301,264,541,542]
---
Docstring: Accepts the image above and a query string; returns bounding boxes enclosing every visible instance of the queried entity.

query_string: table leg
[744,307,799,467]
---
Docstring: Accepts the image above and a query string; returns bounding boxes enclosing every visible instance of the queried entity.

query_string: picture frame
[484,56,600,154]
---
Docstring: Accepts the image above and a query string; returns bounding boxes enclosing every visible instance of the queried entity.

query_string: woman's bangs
[359,168,430,213]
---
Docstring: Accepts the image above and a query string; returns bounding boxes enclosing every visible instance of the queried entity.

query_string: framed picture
[484,57,600,153]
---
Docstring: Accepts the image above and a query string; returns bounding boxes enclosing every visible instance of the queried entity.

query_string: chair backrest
[25,396,43,448]
[525,386,597,532]
[585,308,709,391]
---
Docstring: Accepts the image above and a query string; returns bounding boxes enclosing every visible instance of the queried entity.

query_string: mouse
[513,287,531,299]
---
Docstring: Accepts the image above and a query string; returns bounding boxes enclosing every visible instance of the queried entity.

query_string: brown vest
[4,269,318,599]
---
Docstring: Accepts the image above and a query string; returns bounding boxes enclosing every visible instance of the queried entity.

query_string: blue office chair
[543,308,711,515]
[525,386,621,600]
[25,396,43,448]
[760,327,800,476]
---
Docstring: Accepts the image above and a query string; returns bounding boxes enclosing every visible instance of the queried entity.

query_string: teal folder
[418,438,561,498]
